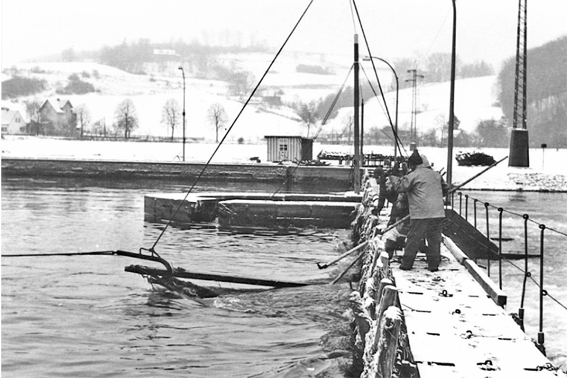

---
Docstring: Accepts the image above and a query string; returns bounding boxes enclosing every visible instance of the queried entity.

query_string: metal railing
[451,191,567,356]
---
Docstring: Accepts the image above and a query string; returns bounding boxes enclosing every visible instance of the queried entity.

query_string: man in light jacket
[388,149,447,271]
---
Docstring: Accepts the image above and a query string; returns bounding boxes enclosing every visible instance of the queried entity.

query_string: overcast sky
[1,0,566,70]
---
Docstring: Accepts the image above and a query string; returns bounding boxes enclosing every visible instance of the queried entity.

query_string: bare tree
[24,99,42,135]
[207,103,228,142]
[75,104,91,138]
[161,98,181,141]
[296,100,318,138]
[228,71,254,97]
[92,118,107,137]
[114,99,138,139]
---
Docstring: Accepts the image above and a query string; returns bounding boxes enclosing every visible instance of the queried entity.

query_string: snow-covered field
[2,56,503,143]
[4,58,565,191]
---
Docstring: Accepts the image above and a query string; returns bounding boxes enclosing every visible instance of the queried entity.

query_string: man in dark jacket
[389,149,446,271]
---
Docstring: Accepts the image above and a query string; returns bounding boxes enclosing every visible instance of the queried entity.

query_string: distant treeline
[75,39,271,76]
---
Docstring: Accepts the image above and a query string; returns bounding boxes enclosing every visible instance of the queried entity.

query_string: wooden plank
[442,234,508,307]
[442,208,498,260]
[462,259,507,307]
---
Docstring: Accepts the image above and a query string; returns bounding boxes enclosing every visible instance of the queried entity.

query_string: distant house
[38,98,77,136]
[1,107,26,135]
[265,135,313,162]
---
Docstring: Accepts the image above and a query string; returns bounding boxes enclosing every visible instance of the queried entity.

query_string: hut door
[278,139,289,161]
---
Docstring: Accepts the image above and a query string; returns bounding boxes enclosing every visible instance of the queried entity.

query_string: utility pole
[353,34,361,194]
[406,69,424,150]
[509,0,529,167]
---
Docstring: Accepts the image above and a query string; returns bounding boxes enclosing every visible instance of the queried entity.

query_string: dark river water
[2,178,566,375]
[1,178,353,377]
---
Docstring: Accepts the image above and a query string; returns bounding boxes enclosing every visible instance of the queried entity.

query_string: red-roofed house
[38,98,77,136]
[1,107,26,135]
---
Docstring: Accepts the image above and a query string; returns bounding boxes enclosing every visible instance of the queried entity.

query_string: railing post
[465,194,469,221]
[498,207,504,290]
[519,213,530,331]
[485,202,491,276]
[473,198,478,228]
[458,192,463,215]
[538,224,546,353]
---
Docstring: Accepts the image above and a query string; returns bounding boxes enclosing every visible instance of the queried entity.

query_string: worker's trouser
[402,217,444,270]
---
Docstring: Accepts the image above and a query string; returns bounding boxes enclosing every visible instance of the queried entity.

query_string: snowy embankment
[2,136,566,192]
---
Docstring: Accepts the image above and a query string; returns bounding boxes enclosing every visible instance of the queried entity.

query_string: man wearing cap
[388,149,447,271]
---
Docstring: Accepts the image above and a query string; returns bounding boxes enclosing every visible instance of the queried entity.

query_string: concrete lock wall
[1,157,354,187]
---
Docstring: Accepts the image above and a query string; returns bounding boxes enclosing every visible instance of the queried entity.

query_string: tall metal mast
[509,0,529,167]
[353,34,361,193]
[406,69,424,150]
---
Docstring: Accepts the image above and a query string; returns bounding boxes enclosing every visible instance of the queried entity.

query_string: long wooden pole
[452,156,508,191]
[330,251,366,285]
[125,266,309,288]
[317,240,369,269]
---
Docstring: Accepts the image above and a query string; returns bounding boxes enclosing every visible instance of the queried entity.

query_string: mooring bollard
[377,306,402,378]
[350,291,372,348]
[374,285,398,352]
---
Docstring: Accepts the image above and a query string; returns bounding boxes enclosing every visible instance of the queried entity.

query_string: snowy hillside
[2,56,503,142]
[322,75,503,139]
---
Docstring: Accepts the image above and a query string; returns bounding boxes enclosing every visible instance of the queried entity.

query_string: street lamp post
[178,66,186,162]
[447,0,457,191]
[363,56,399,160]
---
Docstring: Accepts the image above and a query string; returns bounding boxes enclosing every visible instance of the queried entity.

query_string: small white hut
[265,135,313,162]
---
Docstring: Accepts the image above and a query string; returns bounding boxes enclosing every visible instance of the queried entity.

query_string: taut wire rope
[351,0,406,159]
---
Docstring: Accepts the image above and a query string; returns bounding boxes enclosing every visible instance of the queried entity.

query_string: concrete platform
[217,199,360,229]
[144,191,362,228]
